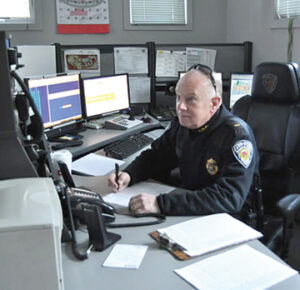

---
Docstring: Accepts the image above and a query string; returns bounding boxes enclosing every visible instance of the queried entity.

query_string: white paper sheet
[156,50,186,77]
[114,47,148,74]
[175,245,298,290]
[128,76,151,103]
[72,153,124,176]
[103,244,148,269]
[157,213,263,257]
[103,181,175,208]
[186,47,217,70]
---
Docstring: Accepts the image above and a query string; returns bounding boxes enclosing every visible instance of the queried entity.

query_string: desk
[50,114,161,160]
[62,179,300,290]
[62,215,300,290]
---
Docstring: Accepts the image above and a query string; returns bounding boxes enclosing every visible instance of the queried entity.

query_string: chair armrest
[277,194,300,222]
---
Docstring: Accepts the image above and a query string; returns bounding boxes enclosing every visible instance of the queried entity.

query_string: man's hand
[108,171,131,192]
[129,193,161,215]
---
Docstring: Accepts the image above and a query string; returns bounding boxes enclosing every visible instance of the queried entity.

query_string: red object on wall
[57,24,109,34]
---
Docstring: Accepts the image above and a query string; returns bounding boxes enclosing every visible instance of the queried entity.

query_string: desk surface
[62,215,300,290]
[56,114,161,160]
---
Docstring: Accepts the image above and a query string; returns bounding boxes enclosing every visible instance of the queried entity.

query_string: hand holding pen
[108,164,131,192]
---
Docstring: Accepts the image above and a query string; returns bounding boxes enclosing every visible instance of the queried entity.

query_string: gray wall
[226,0,300,69]
[2,0,227,46]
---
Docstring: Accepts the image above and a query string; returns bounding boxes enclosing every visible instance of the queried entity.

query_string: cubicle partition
[54,41,252,111]
[54,42,155,114]
[152,42,252,109]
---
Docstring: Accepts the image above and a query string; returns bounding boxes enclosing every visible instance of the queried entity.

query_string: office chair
[232,62,300,260]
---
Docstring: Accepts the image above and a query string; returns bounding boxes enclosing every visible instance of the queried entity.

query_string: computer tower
[0,178,64,290]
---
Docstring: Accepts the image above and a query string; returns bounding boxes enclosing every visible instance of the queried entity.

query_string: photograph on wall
[56,0,110,34]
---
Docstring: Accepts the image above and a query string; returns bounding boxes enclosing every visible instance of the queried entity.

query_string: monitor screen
[27,74,82,129]
[230,73,253,108]
[178,71,186,79]
[81,74,130,119]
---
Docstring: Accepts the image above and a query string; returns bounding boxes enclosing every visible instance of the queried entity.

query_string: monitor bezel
[25,73,83,132]
[80,73,130,121]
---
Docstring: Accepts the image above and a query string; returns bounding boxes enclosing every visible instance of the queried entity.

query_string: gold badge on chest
[206,158,218,175]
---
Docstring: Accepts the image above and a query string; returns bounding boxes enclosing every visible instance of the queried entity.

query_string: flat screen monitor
[178,71,186,79]
[26,74,82,130]
[81,74,130,120]
[230,73,254,108]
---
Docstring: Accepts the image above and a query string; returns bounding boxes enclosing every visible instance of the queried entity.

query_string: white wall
[1,0,227,46]
[226,0,300,69]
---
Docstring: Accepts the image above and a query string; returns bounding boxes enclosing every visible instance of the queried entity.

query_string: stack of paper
[174,245,298,290]
[156,213,263,257]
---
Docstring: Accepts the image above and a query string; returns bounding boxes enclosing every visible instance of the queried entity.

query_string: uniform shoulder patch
[232,140,253,168]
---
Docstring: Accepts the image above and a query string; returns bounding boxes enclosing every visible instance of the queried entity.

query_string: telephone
[57,161,115,224]
[68,187,115,224]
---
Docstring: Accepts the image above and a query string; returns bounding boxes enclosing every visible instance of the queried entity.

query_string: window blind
[276,0,300,19]
[130,0,187,24]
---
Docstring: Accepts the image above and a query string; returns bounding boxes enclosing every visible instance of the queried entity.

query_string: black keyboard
[104,133,154,159]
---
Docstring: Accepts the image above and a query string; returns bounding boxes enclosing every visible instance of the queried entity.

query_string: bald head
[175,69,222,129]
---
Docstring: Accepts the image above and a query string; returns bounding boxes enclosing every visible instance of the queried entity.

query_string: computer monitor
[81,74,130,120]
[230,73,254,108]
[26,74,82,136]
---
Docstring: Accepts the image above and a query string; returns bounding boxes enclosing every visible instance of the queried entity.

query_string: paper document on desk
[174,244,298,290]
[72,153,124,176]
[103,244,148,269]
[156,213,262,257]
[103,181,175,207]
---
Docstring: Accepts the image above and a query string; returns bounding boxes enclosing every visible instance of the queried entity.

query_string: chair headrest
[252,62,300,102]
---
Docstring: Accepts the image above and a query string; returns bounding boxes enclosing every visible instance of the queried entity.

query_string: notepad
[103,244,148,269]
[152,213,263,258]
[174,245,298,290]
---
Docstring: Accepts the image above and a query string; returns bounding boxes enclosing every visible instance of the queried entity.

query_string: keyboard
[104,115,143,130]
[104,133,154,159]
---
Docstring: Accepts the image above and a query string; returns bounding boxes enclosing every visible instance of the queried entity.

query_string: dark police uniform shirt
[124,105,259,215]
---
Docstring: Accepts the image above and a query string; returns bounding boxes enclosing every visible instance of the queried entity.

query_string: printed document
[157,213,262,257]
[174,244,298,290]
[186,47,216,70]
[156,50,186,77]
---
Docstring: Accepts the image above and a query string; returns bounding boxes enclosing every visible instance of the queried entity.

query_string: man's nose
[177,100,187,111]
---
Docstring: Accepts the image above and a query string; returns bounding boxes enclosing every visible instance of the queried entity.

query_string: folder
[149,213,263,260]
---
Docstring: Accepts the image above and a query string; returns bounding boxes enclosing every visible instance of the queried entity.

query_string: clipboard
[149,231,191,260]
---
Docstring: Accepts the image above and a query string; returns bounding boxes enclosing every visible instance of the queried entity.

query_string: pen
[115,163,120,191]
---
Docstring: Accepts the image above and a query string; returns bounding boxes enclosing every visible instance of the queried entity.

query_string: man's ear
[211,96,222,111]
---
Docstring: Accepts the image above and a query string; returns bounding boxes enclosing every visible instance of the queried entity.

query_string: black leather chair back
[232,62,300,213]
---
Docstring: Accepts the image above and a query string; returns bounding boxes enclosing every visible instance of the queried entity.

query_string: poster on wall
[56,0,110,34]
[64,49,101,77]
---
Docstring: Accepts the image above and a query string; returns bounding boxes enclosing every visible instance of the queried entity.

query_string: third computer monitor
[230,73,254,109]
[81,74,130,120]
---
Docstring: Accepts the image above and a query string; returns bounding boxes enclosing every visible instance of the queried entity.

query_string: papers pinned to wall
[114,47,148,74]
[128,76,151,103]
[186,47,217,71]
[156,50,186,77]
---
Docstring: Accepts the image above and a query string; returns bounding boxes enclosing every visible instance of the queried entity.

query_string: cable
[106,213,166,228]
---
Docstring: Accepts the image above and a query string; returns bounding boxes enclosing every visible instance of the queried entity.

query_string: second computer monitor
[81,74,130,120]
[230,73,254,108]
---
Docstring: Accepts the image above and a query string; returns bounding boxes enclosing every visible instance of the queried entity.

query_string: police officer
[108,64,259,216]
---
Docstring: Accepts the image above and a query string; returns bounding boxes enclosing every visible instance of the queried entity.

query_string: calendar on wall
[56,0,110,34]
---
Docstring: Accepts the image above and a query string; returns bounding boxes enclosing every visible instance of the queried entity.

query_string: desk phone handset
[68,187,115,224]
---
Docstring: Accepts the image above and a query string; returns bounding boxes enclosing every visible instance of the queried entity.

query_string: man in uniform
[108,64,259,216]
